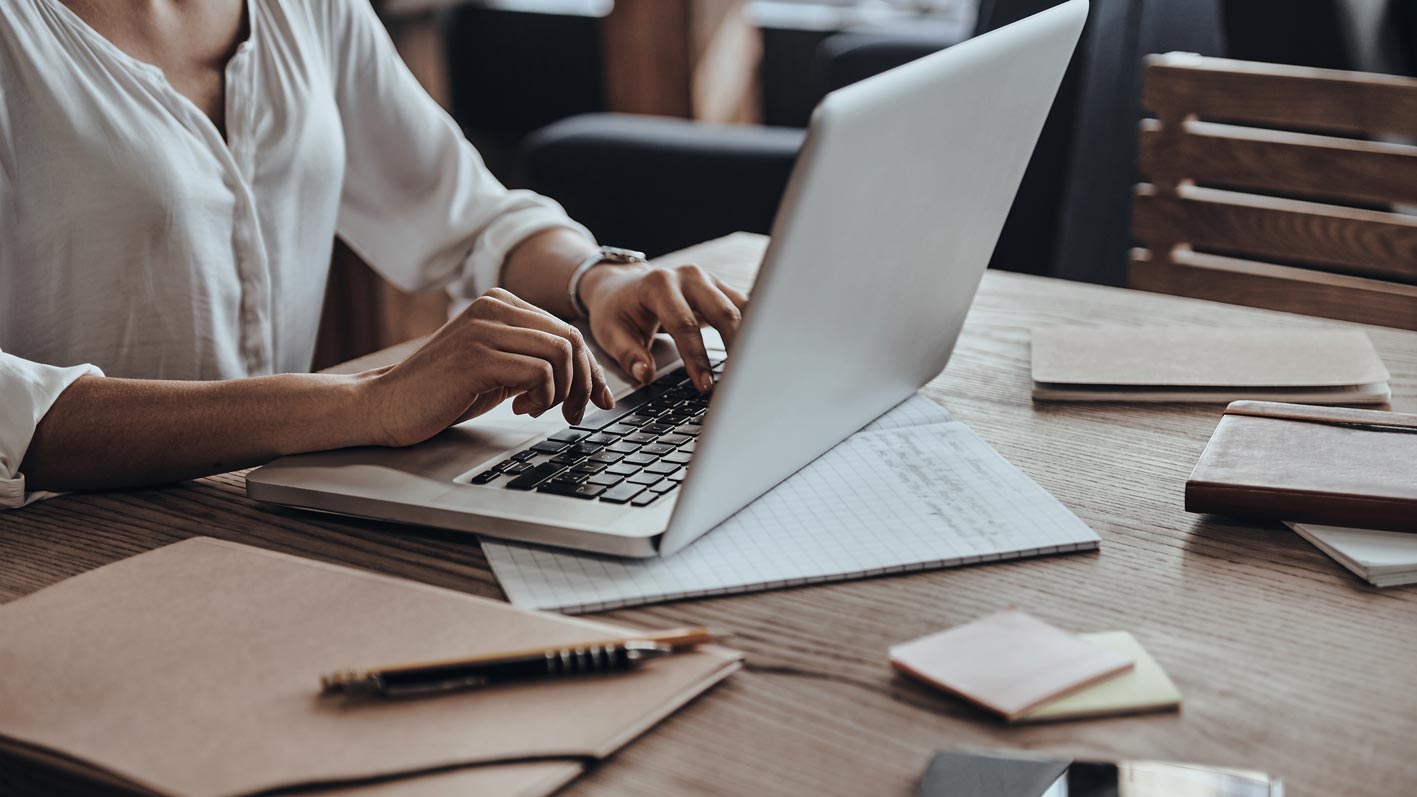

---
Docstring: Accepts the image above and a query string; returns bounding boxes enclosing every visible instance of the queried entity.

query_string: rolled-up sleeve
[0,351,102,509]
[319,0,594,299]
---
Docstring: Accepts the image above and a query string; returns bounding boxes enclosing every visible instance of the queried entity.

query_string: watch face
[601,246,646,262]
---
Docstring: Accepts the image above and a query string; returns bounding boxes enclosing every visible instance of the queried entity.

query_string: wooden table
[4,233,1415,796]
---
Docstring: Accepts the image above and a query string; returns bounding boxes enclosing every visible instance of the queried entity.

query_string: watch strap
[568,246,647,320]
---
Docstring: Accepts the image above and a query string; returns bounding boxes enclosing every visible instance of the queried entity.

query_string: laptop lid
[658,0,1088,556]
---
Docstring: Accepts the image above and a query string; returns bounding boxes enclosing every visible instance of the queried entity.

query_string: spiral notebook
[483,395,1100,613]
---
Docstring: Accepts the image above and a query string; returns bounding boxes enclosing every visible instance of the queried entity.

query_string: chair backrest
[1129,52,1417,330]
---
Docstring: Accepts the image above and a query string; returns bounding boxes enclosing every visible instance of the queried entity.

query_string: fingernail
[600,384,615,407]
[632,361,650,383]
[698,373,713,392]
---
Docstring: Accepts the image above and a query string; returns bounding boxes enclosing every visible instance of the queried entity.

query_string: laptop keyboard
[467,353,725,507]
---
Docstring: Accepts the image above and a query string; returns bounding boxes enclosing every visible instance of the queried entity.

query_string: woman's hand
[360,288,614,448]
[579,263,749,393]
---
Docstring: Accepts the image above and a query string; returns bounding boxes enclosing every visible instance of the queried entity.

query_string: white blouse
[0,0,592,508]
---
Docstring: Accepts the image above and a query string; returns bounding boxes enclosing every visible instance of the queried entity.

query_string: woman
[0,0,747,509]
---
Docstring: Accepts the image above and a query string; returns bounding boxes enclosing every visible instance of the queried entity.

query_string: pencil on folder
[320,626,719,698]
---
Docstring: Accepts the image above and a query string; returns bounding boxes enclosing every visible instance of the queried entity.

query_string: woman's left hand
[579,262,749,393]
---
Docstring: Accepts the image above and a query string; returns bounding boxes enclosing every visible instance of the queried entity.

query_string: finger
[682,269,745,351]
[479,291,599,409]
[482,350,556,413]
[597,313,658,387]
[644,270,714,393]
[479,324,574,414]
[714,276,749,311]
[490,296,597,421]
[589,352,615,410]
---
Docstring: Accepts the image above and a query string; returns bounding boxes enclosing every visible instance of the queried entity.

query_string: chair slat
[1139,119,1417,208]
[1133,184,1417,283]
[1142,52,1417,138]
[1130,248,1417,331]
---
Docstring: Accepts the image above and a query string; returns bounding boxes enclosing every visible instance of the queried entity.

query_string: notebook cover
[0,538,740,797]
[1030,327,1389,387]
[889,609,1133,721]
[1015,632,1181,722]
[1186,401,1417,532]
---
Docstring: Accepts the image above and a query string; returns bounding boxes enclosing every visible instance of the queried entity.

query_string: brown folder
[0,539,741,797]
[1186,401,1417,532]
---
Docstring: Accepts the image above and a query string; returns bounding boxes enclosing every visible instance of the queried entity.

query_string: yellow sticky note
[1015,631,1181,723]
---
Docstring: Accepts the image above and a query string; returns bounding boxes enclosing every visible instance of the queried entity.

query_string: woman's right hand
[359,288,615,448]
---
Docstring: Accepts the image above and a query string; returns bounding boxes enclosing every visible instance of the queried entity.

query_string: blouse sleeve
[317,0,594,299]
[0,351,103,509]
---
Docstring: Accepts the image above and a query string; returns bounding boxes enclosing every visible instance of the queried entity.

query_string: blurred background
[318,0,1417,367]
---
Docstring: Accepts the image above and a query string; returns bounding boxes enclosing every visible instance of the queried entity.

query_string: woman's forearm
[499,227,600,319]
[21,372,375,492]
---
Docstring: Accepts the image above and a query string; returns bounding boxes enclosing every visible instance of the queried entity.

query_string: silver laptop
[246,1,1087,558]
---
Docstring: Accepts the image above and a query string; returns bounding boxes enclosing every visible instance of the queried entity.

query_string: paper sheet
[482,395,1099,613]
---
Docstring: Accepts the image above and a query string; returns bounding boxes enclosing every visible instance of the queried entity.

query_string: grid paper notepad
[483,395,1100,613]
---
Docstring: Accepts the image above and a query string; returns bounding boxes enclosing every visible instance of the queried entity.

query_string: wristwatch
[568,245,648,320]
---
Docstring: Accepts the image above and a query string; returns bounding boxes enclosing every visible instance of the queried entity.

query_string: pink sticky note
[889,608,1133,720]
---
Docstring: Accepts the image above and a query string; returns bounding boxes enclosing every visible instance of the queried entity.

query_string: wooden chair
[1129,52,1417,331]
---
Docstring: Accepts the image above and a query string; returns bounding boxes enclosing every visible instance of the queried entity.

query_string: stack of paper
[1030,326,1391,404]
[1288,522,1417,588]
[889,609,1182,723]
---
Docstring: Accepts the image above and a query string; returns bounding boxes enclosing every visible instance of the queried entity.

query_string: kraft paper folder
[0,539,741,797]
[1030,327,1391,404]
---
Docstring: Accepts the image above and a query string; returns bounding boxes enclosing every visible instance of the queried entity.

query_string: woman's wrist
[579,260,654,315]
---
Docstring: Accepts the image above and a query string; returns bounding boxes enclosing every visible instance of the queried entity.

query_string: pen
[320,626,717,698]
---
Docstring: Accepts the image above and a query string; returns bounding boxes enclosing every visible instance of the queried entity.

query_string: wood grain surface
[4,233,1416,797]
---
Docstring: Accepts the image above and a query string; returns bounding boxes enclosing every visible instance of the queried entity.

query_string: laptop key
[624,432,657,445]
[650,480,678,493]
[571,462,606,475]
[502,462,532,475]
[642,423,676,435]
[602,423,639,436]
[640,443,675,457]
[469,470,501,485]
[504,462,565,490]
[606,441,640,455]
[599,482,647,504]
[588,451,623,465]
[630,492,660,507]
[668,471,686,482]
[645,462,680,476]
[510,449,539,461]
[549,471,590,485]
[624,452,657,466]
[563,442,603,458]
[585,433,619,447]
[538,481,606,499]
[658,433,691,447]
[530,440,569,455]
[547,429,589,444]
[677,424,703,436]
[606,463,640,477]
[663,451,693,465]
[549,454,584,467]
[587,472,624,487]
[628,473,663,487]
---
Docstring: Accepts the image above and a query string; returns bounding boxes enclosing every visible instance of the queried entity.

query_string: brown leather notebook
[1186,401,1417,532]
